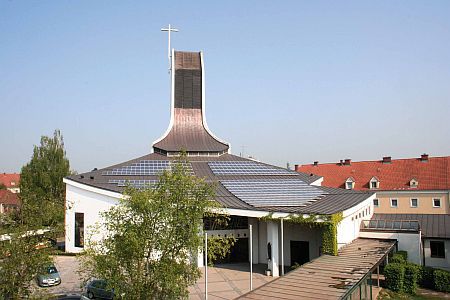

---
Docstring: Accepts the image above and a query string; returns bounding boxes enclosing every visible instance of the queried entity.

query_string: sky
[1,1,449,173]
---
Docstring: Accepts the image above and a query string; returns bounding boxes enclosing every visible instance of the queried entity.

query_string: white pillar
[248,218,259,264]
[281,219,284,276]
[267,220,279,277]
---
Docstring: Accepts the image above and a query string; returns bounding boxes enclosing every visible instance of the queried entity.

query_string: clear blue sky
[1,1,449,173]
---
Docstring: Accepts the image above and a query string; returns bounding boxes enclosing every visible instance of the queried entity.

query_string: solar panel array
[108,179,158,188]
[102,160,192,176]
[208,161,297,176]
[220,179,325,207]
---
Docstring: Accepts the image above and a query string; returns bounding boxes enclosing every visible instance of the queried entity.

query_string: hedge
[396,250,408,261]
[390,253,406,265]
[434,269,450,293]
[419,266,435,289]
[384,263,405,292]
[403,264,419,294]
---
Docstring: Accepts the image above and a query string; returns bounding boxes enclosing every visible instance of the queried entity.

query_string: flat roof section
[238,238,396,300]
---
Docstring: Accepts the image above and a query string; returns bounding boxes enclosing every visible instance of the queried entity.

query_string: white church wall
[258,220,268,264]
[338,194,375,249]
[65,180,121,253]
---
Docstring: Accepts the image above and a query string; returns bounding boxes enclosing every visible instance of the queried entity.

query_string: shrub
[419,266,434,289]
[404,264,419,294]
[390,253,406,265]
[434,269,450,293]
[384,263,405,292]
[396,250,408,261]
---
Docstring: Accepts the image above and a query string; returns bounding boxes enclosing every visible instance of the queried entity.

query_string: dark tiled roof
[372,213,450,239]
[239,238,396,300]
[66,153,372,215]
[297,156,450,191]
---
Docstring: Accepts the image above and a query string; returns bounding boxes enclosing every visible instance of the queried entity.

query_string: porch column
[267,220,280,277]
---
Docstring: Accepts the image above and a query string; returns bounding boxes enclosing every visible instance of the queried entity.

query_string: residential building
[64,50,376,279]
[0,173,20,193]
[296,155,449,215]
[0,189,20,213]
[297,156,450,270]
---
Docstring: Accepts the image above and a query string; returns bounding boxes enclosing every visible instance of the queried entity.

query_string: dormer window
[345,177,355,190]
[369,177,379,189]
[409,178,418,188]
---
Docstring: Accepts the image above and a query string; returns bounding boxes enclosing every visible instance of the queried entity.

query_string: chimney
[313,161,319,166]
[339,160,344,166]
[344,159,351,166]
[420,153,429,162]
[294,164,299,171]
[382,156,391,164]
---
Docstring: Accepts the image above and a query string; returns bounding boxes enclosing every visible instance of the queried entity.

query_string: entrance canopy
[238,238,396,300]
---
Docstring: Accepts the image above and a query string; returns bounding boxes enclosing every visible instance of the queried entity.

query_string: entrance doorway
[290,241,310,266]
[214,238,249,264]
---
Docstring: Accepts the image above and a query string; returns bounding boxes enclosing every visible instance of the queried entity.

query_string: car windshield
[48,267,58,274]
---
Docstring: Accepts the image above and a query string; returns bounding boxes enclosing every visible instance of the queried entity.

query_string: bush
[404,264,419,294]
[419,266,435,289]
[434,269,450,293]
[396,250,408,261]
[390,253,406,265]
[384,263,405,292]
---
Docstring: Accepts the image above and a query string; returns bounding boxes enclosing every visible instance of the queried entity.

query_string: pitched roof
[66,153,371,215]
[372,213,450,239]
[0,190,20,206]
[297,156,450,191]
[0,173,20,188]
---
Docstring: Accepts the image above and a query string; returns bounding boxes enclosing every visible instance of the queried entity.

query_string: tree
[0,130,71,299]
[80,157,228,299]
[0,183,6,190]
[19,129,71,228]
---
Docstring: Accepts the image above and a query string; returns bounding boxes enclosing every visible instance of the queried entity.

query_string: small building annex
[64,50,376,277]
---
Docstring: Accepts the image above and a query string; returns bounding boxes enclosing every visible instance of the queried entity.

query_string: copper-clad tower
[153,50,230,156]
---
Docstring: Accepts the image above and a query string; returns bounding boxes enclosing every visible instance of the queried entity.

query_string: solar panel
[220,179,325,207]
[108,179,158,188]
[102,160,192,176]
[208,161,297,176]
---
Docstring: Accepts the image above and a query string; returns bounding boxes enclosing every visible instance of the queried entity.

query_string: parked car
[37,264,61,287]
[86,279,114,299]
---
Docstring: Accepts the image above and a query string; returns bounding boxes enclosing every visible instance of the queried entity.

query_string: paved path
[189,264,275,300]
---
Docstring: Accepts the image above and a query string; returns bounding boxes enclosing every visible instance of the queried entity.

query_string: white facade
[423,239,450,271]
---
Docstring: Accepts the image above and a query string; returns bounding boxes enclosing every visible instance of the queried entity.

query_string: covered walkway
[238,238,396,300]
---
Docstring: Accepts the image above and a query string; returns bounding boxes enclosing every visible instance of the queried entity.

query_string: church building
[64,49,375,277]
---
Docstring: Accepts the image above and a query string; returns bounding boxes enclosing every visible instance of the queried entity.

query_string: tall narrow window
[433,198,441,208]
[390,199,398,208]
[410,198,418,208]
[75,212,84,248]
[373,199,379,207]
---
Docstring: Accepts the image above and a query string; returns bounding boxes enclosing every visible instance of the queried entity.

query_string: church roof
[66,49,373,216]
[67,153,372,215]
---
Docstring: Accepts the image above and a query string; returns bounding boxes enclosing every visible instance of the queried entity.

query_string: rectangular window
[373,199,379,207]
[371,181,377,189]
[410,198,418,208]
[75,212,84,248]
[430,241,445,258]
[433,198,441,208]
[390,199,398,208]
[346,182,353,189]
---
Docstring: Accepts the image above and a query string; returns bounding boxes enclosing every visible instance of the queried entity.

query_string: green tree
[80,158,228,299]
[0,130,71,299]
[19,129,71,228]
[0,183,6,190]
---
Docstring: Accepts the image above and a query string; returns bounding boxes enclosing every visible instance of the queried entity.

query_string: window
[410,198,418,208]
[390,199,398,208]
[430,241,445,258]
[345,177,355,190]
[75,212,84,248]
[346,182,353,190]
[371,181,377,188]
[373,199,379,207]
[433,198,441,208]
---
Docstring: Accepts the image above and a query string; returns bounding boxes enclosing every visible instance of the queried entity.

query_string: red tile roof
[0,173,20,188]
[0,190,20,206]
[297,156,450,191]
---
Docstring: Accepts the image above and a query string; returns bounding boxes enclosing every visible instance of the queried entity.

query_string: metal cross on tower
[161,24,179,73]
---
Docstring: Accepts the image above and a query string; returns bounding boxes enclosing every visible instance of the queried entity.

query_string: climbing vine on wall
[258,212,343,256]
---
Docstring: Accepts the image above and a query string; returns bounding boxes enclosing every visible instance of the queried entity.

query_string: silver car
[37,264,61,287]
